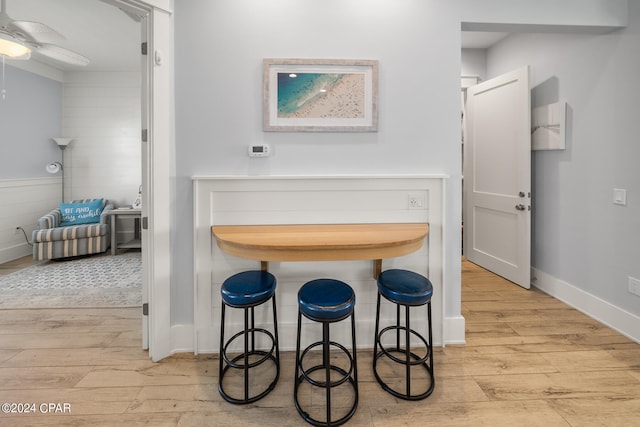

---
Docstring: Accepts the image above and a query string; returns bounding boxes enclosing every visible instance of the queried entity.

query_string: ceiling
[4,0,140,72]
[4,1,506,73]
[461,31,509,49]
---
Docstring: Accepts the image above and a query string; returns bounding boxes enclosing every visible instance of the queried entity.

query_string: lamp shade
[0,32,31,60]
[46,162,62,174]
[52,137,74,147]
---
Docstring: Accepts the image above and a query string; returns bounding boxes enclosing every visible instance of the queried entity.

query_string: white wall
[460,0,628,30]
[172,0,629,340]
[0,65,62,262]
[461,49,487,82]
[60,72,142,243]
[0,65,61,179]
[174,0,463,327]
[484,3,640,331]
[62,72,142,208]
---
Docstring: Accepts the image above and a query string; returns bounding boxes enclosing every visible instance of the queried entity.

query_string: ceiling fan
[0,0,90,66]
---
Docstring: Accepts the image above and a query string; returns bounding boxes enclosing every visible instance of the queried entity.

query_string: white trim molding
[444,315,466,345]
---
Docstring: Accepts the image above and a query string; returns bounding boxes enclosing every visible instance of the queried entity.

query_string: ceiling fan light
[0,33,31,59]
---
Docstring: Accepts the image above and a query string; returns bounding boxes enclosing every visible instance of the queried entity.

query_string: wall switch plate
[613,188,627,206]
[629,276,640,297]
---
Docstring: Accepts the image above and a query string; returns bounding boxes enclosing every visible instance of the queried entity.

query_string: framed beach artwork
[263,58,378,132]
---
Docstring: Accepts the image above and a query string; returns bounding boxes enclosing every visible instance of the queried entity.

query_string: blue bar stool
[373,269,434,400]
[294,279,358,427]
[219,270,280,404]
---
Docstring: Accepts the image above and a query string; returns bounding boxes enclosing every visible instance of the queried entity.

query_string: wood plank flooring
[0,255,35,276]
[0,258,638,426]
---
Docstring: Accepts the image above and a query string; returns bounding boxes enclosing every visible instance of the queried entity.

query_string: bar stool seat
[298,279,356,321]
[373,269,434,401]
[377,269,433,306]
[221,271,277,307]
[218,270,280,404]
[295,279,358,427]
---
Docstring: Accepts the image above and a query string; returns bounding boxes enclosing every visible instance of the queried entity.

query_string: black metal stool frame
[373,291,434,400]
[218,293,280,404]
[294,308,358,427]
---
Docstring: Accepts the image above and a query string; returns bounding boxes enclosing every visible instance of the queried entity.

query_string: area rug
[0,251,141,309]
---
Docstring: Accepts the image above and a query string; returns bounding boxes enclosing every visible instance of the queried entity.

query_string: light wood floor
[0,254,36,276]
[0,259,639,426]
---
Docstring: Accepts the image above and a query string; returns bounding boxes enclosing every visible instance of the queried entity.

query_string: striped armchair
[32,199,114,261]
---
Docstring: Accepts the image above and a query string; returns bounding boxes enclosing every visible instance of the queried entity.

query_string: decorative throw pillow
[60,199,104,226]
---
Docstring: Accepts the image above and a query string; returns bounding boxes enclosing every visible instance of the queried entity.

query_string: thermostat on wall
[248,144,270,157]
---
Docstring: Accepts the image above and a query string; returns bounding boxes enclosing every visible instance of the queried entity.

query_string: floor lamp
[46,138,73,202]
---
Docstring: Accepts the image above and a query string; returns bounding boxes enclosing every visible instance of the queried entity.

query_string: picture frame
[263,58,378,132]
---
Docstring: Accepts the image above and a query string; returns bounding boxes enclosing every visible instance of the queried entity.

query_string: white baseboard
[170,324,195,354]
[0,244,32,265]
[532,268,640,343]
[444,315,466,345]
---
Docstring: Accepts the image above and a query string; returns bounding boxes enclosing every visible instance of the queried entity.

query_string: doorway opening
[461,32,532,290]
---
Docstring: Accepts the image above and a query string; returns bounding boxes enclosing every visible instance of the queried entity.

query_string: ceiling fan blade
[33,43,90,67]
[10,20,64,43]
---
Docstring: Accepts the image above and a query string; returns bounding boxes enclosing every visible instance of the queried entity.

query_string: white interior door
[463,66,531,288]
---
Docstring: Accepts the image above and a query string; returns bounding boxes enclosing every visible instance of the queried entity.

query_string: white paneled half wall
[192,175,448,354]
[0,178,61,263]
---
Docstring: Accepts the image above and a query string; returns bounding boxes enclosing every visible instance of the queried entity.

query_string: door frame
[101,0,173,361]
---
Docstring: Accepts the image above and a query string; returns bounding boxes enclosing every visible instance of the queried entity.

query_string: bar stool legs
[294,279,358,427]
[373,269,435,401]
[218,271,280,404]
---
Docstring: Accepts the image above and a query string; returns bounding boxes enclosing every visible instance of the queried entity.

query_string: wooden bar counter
[212,223,428,277]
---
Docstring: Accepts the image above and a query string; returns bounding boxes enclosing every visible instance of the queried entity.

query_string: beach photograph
[277,72,365,119]
[263,58,378,131]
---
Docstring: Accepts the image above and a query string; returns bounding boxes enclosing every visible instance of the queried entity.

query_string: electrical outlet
[408,195,424,209]
[629,276,640,297]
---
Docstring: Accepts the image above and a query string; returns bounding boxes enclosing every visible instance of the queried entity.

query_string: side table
[107,208,142,255]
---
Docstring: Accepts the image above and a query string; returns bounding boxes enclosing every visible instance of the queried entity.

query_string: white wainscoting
[193,175,447,354]
[0,178,61,263]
